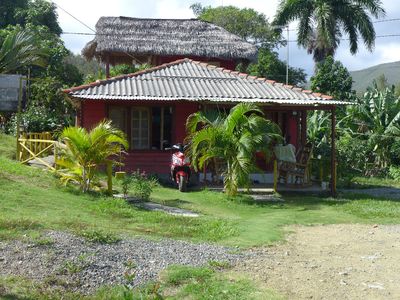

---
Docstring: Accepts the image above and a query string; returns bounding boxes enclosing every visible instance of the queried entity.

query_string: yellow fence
[17,132,59,171]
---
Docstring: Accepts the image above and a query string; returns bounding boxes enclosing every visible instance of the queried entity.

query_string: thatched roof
[82,17,258,63]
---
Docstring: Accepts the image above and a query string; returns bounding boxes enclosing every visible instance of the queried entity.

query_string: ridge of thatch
[82,16,258,62]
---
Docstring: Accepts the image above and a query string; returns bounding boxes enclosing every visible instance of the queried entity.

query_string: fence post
[273,160,278,193]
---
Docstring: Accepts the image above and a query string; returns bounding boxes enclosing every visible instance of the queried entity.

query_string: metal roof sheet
[65,59,351,106]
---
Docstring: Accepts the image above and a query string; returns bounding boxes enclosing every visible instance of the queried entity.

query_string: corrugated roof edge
[63,58,335,101]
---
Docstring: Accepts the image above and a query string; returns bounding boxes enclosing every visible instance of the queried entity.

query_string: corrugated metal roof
[65,59,351,106]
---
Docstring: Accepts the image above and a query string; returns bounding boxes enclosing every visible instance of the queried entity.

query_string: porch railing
[273,157,337,193]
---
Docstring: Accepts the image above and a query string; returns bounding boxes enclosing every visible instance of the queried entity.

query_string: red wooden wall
[78,100,304,175]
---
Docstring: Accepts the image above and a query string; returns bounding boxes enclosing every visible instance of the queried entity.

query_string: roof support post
[330,107,337,197]
[301,110,307,146]
[105,53,110,79]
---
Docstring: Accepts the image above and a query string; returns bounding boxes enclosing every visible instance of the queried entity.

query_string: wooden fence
[17,132,60,171]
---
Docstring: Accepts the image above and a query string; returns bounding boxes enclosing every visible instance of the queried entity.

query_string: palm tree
[274,0,385,63]
[186,103,282,196]
[58,120,128,192]
[0,28,48,74]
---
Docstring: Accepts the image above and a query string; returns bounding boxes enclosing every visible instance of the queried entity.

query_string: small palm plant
[58,120,128,192]
[186,103,282,196]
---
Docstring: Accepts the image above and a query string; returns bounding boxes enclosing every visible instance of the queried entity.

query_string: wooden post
[105,53,110,79]
[16,76,24,161]
[160,107,164,150]
[330,107,337,197]
[106,160,113,195]
[273,159,278,193]
[301,110,307,145]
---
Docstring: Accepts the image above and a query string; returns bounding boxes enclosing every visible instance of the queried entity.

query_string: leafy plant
[186,103,282,196]
[310,56,354,100]
[78,229,120,244]
[346,86,400,171]
[130,171,157,201]
[389,166,400,181]
[57,120,128,192]
[0,27,48,73]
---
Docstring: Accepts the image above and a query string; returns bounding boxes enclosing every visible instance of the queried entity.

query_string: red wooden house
[66,17,349,193]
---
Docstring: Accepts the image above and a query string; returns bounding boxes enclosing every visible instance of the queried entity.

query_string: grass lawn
[1,132,400,298]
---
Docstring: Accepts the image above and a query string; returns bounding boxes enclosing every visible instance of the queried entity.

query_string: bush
[389,166,400,181]
[127,171,157,201]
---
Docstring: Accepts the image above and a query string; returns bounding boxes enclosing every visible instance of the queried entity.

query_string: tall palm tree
[0,28,48,74]
[186,103,282,196]
[58,120,128,192]
[274,0,385,63]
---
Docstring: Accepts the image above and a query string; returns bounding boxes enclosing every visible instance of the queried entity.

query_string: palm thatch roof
[82,17,258,63]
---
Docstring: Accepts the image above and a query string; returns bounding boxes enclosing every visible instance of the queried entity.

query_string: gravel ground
[235,224,400,300]
[0,231,245,294]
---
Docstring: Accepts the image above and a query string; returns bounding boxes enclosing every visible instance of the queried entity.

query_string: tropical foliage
[246,48,307,86]
[58,121,128,192]
[345,86,400,171]
[0,28,47,74]
[186,103,282,196]
[191,3,281,47]
[274,0,385,63]
[310,56,354,100]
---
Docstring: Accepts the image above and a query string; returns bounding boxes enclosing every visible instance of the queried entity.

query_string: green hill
[350,61,400,93]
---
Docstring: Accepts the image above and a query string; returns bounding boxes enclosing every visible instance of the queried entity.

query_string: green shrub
[126,171,157,201]
[389,166,400,181]
[78,229,120,244]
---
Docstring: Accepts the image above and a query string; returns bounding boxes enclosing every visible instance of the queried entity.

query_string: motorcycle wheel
[178,175,187,192]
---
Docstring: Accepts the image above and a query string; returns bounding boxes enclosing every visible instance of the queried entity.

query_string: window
[131,108,150,149]
[107,105,173,150]
[108,106,127,132]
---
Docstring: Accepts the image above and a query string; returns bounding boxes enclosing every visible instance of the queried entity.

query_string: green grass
[0,265,276,300]
[0,132,16,159]
[351,176,400,188]
[1,152,400,247]
[2,133,400,298]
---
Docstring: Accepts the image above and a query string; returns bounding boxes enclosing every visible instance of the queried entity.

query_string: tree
[310,56,354,100]
[246,48,307,86]
[191,3,281,47]
[0,0,61,35]
[58,120,128,192]
[186,103,282,196]
[0,28,47,74]
[274,0,385,63]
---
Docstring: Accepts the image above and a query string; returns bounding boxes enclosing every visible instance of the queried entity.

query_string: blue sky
[55,0,400,77]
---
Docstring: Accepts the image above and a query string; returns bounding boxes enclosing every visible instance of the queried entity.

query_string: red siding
[174,102,199,143]
[122,151,171,174]
[82,100,106,130]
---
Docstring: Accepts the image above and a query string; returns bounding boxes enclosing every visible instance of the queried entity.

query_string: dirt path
[235,224,400,300]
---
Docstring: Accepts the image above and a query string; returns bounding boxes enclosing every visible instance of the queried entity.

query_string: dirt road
[236,224,400,299]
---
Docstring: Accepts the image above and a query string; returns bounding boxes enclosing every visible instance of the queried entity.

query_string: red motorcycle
[166,144,191,192]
